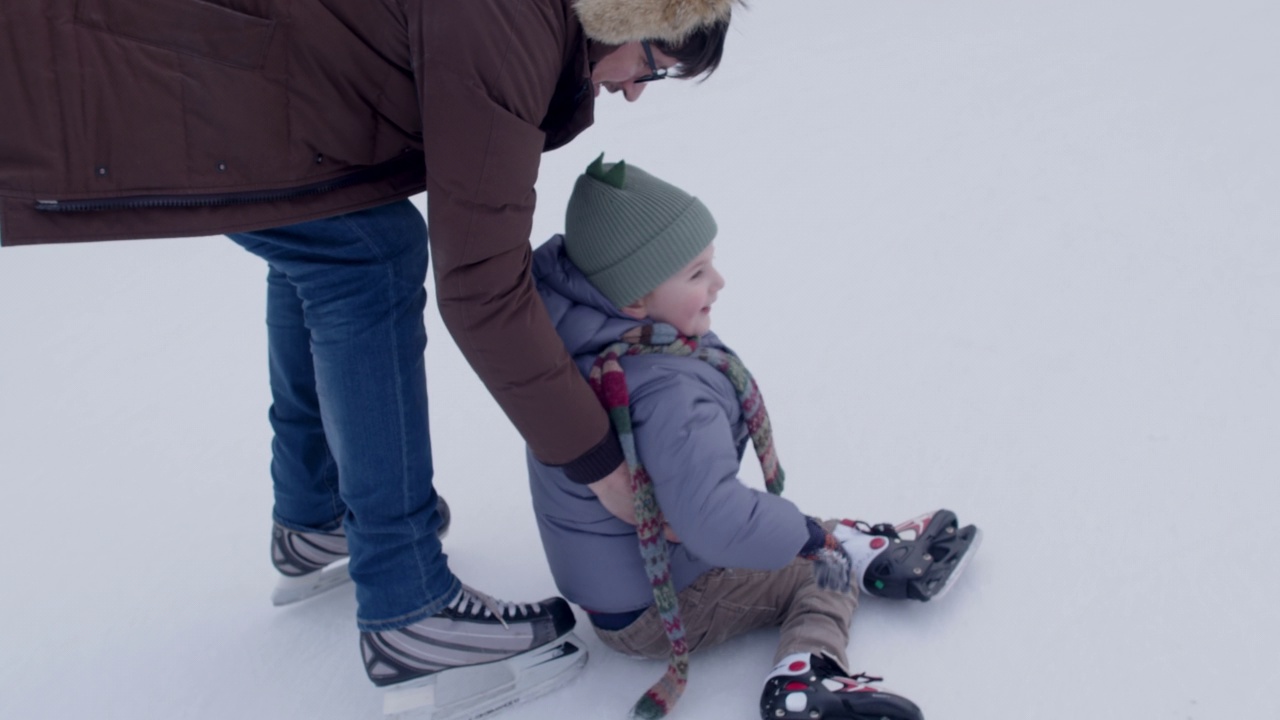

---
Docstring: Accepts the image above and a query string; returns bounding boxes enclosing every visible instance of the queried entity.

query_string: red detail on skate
[836,677,882,693]
[788,661,807,672]
[784,681,808,691]
[834,679,873,693]
[839,519,856,527]
[870,537,887,550]
[897,512,930,537]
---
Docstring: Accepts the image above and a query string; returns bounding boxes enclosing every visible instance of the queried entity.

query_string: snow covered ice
[2,2,1278,718]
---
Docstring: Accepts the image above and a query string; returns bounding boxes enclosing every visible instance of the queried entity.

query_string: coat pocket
[74,0,275,70]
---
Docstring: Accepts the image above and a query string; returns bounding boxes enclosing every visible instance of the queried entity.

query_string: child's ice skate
[760,653,923,720]
[271,497,452,606]
[832,508,981,601]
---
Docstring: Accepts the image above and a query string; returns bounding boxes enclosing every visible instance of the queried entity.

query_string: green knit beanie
[564,154,717,308]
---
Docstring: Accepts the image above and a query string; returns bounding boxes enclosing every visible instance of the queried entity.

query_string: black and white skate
[271,496,453,606]
[363,585,585,720]
[378,635,586,720]
[760,653,923,720]
[270,520,351,606]
[833,509,981,601]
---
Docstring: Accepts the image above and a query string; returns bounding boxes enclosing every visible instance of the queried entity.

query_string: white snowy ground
[2,2,1278,718]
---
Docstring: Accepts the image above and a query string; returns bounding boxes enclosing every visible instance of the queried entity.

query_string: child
[527,156,981,720]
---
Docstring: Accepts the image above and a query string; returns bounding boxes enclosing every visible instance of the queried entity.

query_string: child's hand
[807,531,855,593]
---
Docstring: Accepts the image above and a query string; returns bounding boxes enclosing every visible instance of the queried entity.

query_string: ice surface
[2,2,1278,718]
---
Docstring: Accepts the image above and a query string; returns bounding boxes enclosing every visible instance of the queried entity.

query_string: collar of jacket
[574,0,738,44]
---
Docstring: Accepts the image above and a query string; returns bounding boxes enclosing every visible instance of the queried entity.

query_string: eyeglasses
[635,41,669,83]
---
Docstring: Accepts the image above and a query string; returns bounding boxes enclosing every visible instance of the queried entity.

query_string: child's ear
[619,297,648,320]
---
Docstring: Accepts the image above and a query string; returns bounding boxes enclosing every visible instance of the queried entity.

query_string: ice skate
[363,584,587,720]
[833,508,981,601]
[760,653,923,720]
[271,496,452,606]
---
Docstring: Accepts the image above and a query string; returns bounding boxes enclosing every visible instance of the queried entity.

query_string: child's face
[633,244,725,337]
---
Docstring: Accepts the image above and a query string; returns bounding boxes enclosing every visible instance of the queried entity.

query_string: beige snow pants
[593,555,858,670]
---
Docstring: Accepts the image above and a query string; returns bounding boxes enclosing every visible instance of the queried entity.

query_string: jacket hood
[533,235,726,363]
[573,0,738,44]
[533,236,645,359]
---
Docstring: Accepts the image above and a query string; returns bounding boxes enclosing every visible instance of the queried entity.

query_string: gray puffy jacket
[527,236,809,614]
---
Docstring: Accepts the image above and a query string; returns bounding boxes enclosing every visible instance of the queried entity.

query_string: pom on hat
[586,154,627,189]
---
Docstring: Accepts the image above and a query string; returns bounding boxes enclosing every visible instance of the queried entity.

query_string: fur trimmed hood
[573,0,739,44]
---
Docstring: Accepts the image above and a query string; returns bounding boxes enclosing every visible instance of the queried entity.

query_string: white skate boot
[760,653,924,720]
[832,509,981,601]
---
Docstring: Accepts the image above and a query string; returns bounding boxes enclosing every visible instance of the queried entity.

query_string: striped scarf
[588,323,785,719]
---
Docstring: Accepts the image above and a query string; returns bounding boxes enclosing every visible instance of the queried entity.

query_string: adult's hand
[588,462,681,543]
[588,462,636,525]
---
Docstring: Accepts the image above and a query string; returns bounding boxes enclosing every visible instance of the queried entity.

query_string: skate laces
[806,655,887,691]
[820,663,885,689]
[450,585,542,628]
[850,520,901,540]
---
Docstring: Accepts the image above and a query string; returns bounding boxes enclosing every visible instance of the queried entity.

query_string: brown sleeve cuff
[555,428,625,485]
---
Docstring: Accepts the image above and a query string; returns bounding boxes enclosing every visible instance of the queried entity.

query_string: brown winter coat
[0,0,735,480]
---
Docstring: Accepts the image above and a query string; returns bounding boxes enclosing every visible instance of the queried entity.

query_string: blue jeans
[229,200,459,631]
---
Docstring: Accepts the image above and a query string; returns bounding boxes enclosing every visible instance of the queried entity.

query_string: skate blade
[270,560,352,606]
[382,633,588,720]
[921,525,982,601]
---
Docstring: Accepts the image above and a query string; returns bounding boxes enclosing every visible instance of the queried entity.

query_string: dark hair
[654,17,731,81]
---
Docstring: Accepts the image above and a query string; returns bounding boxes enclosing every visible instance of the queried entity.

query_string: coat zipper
[34,153,419,213]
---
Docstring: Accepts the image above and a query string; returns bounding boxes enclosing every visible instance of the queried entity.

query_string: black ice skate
[833,509,981,601]
[362,584,586,720]
[270,497,452,606]
[760,653,923,720]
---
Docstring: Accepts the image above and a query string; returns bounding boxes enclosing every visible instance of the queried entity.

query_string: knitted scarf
[587,323,787,720]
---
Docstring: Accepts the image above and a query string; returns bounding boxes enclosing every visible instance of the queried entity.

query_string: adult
[0,0,738,715]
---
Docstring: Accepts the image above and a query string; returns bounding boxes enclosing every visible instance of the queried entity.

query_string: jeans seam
[237,204,449,626]
[338,211,434,601]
